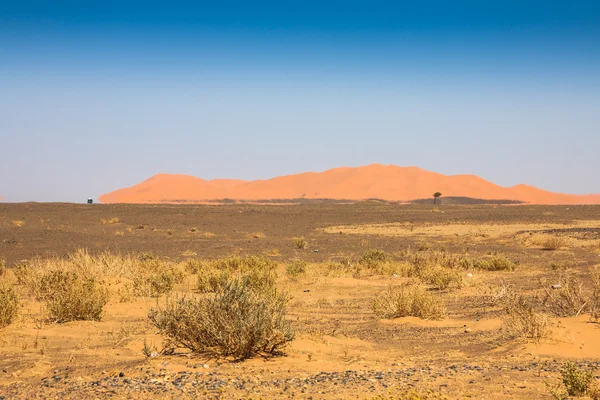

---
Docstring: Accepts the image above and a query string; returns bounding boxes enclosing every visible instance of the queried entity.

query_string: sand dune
[99,164,600,204]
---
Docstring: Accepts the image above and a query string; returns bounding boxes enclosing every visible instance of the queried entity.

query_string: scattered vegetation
[150,277,294,360]
[372,284,445,320]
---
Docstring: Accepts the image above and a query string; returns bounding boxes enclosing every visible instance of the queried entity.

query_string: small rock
[551,284,562,290]
[119,372,125,378]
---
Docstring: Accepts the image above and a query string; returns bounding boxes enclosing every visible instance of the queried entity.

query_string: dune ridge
[99,164,600,205]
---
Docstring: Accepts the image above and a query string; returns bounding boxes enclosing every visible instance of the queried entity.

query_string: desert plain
[1,202,600,399]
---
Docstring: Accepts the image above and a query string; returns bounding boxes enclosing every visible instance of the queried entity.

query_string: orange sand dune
[99,164,600,205]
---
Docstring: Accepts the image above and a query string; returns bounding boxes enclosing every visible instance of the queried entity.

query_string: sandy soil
[1,203,600,399]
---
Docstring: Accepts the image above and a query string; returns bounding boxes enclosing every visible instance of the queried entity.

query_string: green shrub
[150,277,294,360]
[0,283,20,328]
[561,362,594,397]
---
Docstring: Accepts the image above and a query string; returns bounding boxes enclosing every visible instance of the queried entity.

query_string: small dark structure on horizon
[87,198,93,204]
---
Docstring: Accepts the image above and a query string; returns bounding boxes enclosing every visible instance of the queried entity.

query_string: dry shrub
[133,269,178,297]
[360,249,392,268]
[538,274,588,317]
[460,255,516,271]
[286,259,307,278]
[0,283,20,328]
[502,287,553,341]
[0,259,6,277]
[372,284,446,320]
[149,277,294,360]
[590,269,600,323]
[419,266,464,290]
[536,235,569,251]
[108,217,120,224]
[325,258,356,277]
[38,270,109,322]
[197,255,277,293]
[293,237,308,249]
[184,258,209,274]
[197,269,234,293]
[12,220,24,227]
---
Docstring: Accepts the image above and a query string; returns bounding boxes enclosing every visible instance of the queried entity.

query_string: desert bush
[149,277,294,360]
[538,274,588,317]
[460,255,516,271]
[590,269,600,323]
[197,268,233,293]
[409,251,461,271]
[372,284,445,320]
[0,283,20,328]
[419,266,464,290]
[286,259,307,278]
[541,235,569,251]
[197,255,277,293]
[415,239,433,252]
[212,255,277,273]
[184,258,208,274]
[557,362,595,397]
[293,237,308,249]
[359,249,392,268]
[502,289,553,341]
[39,270,109,322]
[133,270,177,297]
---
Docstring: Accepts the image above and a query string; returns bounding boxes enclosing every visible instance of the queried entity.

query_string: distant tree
[433,192,442,205]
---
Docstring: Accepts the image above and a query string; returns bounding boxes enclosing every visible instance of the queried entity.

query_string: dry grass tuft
[197,255,278,293]
[150,277,294,360]
[541,235,569,251]
[501,286,554,341]
[373,284,446,320]
[0,283,20,328]
[359,249,392,268]
[293,237,308,249]
[286,259,307,278]
[12,220,24,227]
[460,254,516,271]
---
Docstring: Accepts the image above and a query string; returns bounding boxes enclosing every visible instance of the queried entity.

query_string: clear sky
[1,1,599,202]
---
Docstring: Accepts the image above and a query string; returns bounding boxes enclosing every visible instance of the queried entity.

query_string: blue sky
[1,1,599,202]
